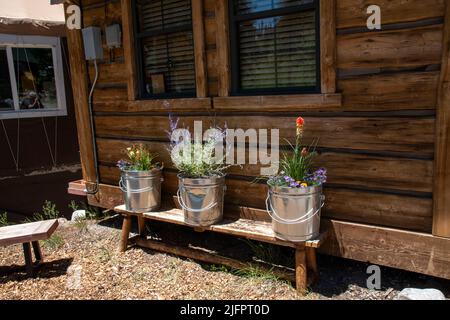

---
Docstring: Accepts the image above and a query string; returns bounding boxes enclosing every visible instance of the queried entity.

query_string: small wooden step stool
[0,219,59,277]
[115,205,327,294]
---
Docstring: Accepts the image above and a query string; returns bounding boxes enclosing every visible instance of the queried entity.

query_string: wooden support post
[137,214,146,237]
[295,247,307,294]
[216,0,230,97]
[192,0,208,98]
[32,241,43,265]
[306,247,318,285]
[22,243,33,277]
[319,0,337,94]
[120,215,132,252]
[121,0,138,101]
[433,0,450,238]
[64,5,97,184]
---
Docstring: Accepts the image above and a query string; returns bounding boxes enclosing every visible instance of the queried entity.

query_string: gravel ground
[0,217,449,300]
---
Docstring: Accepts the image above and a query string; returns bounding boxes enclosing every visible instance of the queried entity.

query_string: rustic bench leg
[137,214,146,237]
[32,241,43,265]
[306,247,318,285]
[295,247,307,295]
[120,215,132,252]
[22,242,34,277]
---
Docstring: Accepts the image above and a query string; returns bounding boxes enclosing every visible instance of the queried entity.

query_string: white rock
[71,210,86,222]
[395,288,446,300]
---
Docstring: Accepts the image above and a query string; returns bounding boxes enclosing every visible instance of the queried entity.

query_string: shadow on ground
[0,258,74,285]
[98,215,450,298]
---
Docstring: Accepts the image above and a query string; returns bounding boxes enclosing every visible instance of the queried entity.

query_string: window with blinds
[230,0,320,94]
[135,0,196,98]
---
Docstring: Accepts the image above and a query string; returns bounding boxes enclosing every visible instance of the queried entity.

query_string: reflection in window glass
[0,48,14,110]
[235,0,314,15]
[12,47,57,110]
[239,11,317,90]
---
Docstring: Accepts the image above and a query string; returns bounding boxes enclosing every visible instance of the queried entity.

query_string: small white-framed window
[0,34,67,119]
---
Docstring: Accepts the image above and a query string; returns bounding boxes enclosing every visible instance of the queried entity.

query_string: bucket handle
[177,185,226,213]
[265,192,325,225]
[119,177,159,194]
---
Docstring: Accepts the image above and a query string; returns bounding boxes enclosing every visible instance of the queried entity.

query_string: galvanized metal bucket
[177,174,226,227]
[119,167,163,213]
[266,182,324,242]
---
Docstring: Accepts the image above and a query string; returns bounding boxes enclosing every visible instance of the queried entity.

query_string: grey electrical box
[82,26,103,60]
[105,24,122,49]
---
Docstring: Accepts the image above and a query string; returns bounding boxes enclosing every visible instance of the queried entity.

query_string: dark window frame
[228,0,321,96]
[132,0,197,100]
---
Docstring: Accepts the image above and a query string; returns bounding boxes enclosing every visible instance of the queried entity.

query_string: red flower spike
[296,117,305,127]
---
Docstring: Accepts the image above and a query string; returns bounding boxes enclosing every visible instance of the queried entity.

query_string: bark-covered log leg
[306,247,319,285]
[120,215,132,252]
[295,247,307,295]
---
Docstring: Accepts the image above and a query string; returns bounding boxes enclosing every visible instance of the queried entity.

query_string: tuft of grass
[74,218,89,233]
[42,234,64,250]
[68,200,79,212]
[204,263,286,283]
[234,265,284,282]
[97,246,112,263]
[27,200,60,222]
[243,239,284,265]
[0,212,8,227]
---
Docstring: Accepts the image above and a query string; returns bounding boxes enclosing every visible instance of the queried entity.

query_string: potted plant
[169,122,228,227]
[266,117,326,242]
[117,144,163,213]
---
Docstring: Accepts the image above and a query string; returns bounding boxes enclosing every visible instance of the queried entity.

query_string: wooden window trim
[229,1,321,95]
[213,93,341,111]
[215,0,339,110]
[94,97,212,113]
[122,0,208,102]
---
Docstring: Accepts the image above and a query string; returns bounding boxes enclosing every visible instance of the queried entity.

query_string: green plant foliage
[42,234,64,250]
[117,144,159,171]
[0,212,8,227]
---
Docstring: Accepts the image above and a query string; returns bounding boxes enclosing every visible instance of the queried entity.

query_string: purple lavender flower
[306,168,327,186]
[117,159,130,171]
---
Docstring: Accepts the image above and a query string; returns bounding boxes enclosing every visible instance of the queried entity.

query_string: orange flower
[296,117,305,127]
[301,148,308,157]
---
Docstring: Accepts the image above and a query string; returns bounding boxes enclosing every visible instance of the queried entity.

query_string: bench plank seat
[0,219,58,277]
[114,205,326,249]
[0,219,59,247]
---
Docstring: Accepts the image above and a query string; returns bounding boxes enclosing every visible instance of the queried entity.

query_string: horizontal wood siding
[69,0,450,277]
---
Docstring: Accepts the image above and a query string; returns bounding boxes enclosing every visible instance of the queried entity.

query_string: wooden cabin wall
[69,0,450,278]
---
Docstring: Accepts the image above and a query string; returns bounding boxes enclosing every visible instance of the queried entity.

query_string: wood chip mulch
[1,218,448,300]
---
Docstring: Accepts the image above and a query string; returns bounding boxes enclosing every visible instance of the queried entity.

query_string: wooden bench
[115,205,327,294]
[0,219,59,277]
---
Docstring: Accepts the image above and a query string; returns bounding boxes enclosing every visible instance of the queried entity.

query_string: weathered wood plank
[215,0,230,96]
[338,25,443,70]
[98,169,433,232]
[192,0,208,98]
[94,115,435,156]
[0,220,58,247]
[93,97,212,112]
[88,62,127,84]
[433,0,450,238]
[121,0,138,100]
[115,205,325,249]
[93,86,128,102]
[336,0,445,29]
[97,138,433,193]
[65,5,97,183]
[320,0,337,93]
[339,71,439,111]
[213,94,342,111]
[320,219,450,280]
